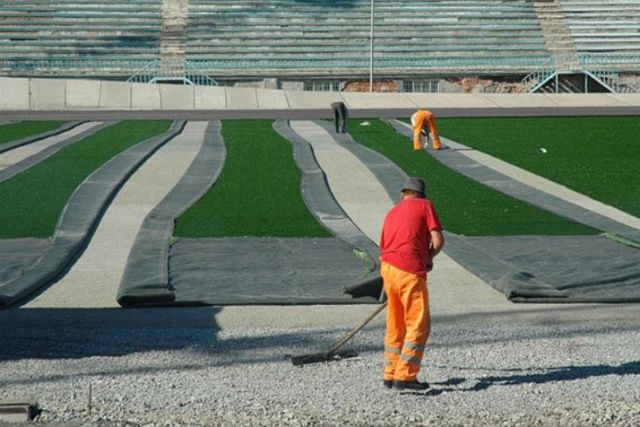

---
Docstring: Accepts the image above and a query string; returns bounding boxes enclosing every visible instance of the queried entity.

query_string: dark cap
[402,177,426,195]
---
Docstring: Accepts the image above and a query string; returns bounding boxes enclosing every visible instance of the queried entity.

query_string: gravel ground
[1,303,638,427]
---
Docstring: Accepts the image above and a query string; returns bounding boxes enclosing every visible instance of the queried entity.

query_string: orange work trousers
[412,110,442,151]
[381,261,431,382]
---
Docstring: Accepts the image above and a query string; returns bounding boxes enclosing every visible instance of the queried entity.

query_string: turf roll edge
[0,120,183,309]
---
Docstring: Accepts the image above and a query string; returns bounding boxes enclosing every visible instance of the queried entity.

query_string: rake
[291,301,387,366]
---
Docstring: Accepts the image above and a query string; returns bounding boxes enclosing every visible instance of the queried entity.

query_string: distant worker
[411,110,442,151]
[379,177,444,391]
[331,101,349,134]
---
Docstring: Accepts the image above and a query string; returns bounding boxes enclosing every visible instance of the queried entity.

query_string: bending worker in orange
[379,177,444,391]
[411,109,443,151]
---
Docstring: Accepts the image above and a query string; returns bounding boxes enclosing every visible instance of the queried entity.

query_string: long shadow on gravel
[464,361,640,392]
[0,307,374,367]
[0,307,223,361]
[402,362,640,396]
[3,305,639,392]
[2,304,639,363]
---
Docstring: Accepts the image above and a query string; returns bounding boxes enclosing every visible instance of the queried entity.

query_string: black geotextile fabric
[117,121,225,306]
[0,239,49,285]
[0,121,114,185]
[0,121,84,155]
[0,120,186,309]
[169,237,378,305]
[273,120,383,301]
[386,118,640,303]
[444,234,640,303]
[119,119,382,306]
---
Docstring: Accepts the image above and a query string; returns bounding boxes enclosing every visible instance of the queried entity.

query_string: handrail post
[369,0,374,93]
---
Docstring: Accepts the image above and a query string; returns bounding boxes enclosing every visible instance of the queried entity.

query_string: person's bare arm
[429,229,444,259]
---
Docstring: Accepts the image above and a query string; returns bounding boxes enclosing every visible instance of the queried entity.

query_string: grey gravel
[1,303,638,427]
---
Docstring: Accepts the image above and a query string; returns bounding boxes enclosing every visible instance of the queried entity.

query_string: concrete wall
[0,78,223,111]
[1,77,640,112]
[0,78,293,111]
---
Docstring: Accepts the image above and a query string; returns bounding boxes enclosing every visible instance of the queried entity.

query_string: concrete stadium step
[3,0,634,76]
[1,0,556,75]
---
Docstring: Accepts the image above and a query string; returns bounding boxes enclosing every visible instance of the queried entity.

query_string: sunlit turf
[0,120,171,238]
[174,120,330,237]
[348,119,598,236]
[438,116,640,218]
[0,121,67,145]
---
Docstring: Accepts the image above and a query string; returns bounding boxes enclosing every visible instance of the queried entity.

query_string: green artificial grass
[438,116,640,218]
[174,120,330,238]
[0,121,67,146]
[348,119,598,236]
[0,120,171,238]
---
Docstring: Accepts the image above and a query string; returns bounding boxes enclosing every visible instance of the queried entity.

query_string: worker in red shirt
[411,110,443,151]
[379,177,444,390]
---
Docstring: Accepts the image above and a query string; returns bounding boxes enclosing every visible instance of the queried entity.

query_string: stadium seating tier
[0,0,639,78]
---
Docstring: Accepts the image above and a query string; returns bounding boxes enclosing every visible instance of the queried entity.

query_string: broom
[291,301,387,366]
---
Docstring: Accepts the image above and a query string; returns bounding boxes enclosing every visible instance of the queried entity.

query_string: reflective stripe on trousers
[412,110,442,151]
[381,261,430,382]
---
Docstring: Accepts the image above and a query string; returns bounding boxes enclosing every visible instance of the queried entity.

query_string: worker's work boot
[432,138,442,150]
[392,379,430,390]
[413,139,422,151]
[383,379,393,389]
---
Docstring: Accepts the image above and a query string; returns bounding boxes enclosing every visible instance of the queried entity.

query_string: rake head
[291,349,358,366]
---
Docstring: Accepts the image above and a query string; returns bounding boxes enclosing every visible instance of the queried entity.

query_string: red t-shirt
[379,197,442,277]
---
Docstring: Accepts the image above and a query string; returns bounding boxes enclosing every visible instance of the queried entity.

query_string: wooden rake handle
[327,301,388,356]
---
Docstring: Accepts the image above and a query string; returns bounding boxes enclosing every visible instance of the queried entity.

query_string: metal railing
[551,54,582,73]
[522,62,557,93]
[186,55,556,72]
[522,53,640,93]
[127,59,218,86]
[585,70,620,93]
[580,54,640,94]
[0,57,152,74]
[2,54,637,93]
[0,55,559,76]
[7,54,637,76]
[127,59,168,83]
[581,53,640,72]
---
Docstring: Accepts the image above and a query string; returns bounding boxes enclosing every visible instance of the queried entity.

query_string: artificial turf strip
[0,121,67,145]
[348,119,598,237]
[0,120,171,239]
[174,120,330,238]
[437,116,640,219]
